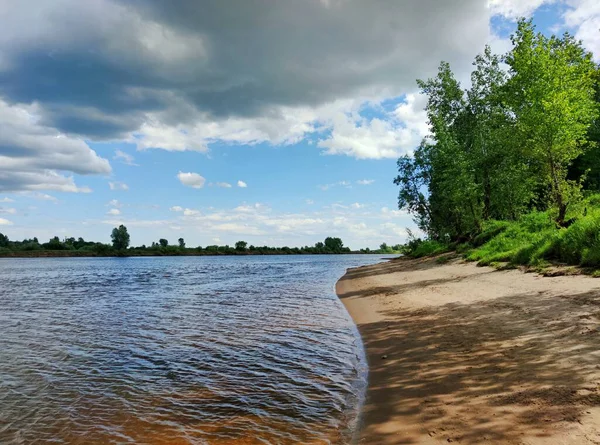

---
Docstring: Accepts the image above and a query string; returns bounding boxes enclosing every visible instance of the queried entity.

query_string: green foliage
[324,237,344,252]
[467,195,600,268]
[0,231,374,257]
[505,20,598,224]
[466,212,556,265]
[43,236,67,250]
[111,225,130,250]
[404,239,450,258]
[395,20,599,240]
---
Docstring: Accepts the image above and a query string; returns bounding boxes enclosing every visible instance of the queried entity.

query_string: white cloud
[212,223,266,235]
[237,180,248,188]
[0,207,17,214]
[183,208,200,216]
[31,193,58,201]
[133,121,209,152]
[234,203,266,213]
[563,0,600,60]
[0,218,13,226]
[113,149,138,166]
[319,180,352,191]
[350,203,364,209]
[215,182,232,188]
[0,99,110,193]
[177,172,206,189]
[487,0,555,19]
[318,93,429,159]
[0,197,14,203]
[107,208,121,215]
[381,207,408,218]
[107,199,122,208]
[109,181,129,191]
[357,179,375,185]
[102,218,169,228]
[170,206,183,212]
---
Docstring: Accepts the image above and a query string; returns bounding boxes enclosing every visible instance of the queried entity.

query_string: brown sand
[337,256,600,444]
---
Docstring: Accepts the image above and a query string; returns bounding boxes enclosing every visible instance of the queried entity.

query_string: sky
[0,0,598,249]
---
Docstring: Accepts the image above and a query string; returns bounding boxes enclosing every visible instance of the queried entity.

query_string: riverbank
[0,250,384,258]
[337,255,600,444]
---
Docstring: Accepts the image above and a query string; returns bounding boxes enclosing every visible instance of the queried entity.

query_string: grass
[468,194,600,268]
[407,240,450,258]
[404,194,600,272]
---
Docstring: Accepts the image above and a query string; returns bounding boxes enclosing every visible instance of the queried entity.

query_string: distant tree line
[395,20,600,242]
[0,226,400,257]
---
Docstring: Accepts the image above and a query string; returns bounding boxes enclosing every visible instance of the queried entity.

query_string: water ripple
[0,255,389,444]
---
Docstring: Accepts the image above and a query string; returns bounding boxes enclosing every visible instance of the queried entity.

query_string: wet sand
[337,256,600,444]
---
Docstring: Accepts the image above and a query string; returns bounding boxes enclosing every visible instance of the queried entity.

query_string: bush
[402,239,450,258]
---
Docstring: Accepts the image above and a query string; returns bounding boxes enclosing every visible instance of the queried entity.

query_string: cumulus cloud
[237,180,247,188]
[563,0,600,60]
[215,182,232,188]
[318,93,430,159]
[0,0,496,158]
[109,181,129,191]
[107,199,122,208]
[0,218,13,226]
[0,100,109,193]
[177,172,205,189]
[170,206,183,212]
[107,208,121,216]
[0,197,15,203]
[487,0,555,19]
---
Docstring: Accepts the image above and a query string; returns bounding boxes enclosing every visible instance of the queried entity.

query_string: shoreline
[0,251,388,259]
[336,255,600,444]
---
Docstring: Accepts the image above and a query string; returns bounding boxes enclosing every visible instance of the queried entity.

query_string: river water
[0,255,391,444]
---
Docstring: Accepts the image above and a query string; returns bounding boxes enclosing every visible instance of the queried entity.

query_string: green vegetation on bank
[0,228,397,258]
[395,20,600,271]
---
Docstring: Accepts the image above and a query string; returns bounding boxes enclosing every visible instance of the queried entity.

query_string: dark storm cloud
[0,0,492,138]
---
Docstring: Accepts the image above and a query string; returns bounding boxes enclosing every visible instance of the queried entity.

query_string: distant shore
[337,255,600,444]
[0,251,385,259]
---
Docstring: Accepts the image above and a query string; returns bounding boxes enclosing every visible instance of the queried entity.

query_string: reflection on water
[0,255,389,444]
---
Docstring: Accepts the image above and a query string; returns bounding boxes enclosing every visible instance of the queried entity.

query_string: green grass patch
[468,194,600,270]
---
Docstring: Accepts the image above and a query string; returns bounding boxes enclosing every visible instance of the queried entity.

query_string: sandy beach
[337,256,600,444]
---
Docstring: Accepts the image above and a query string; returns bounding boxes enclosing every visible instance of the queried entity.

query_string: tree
[159,238,168,248]
[111,225,130,250]
[235,241,248,251]
[394,143,433,235]
[324,237,344,252]
[505,20,598,224]
[44,236,66,250]
[0,233,8,248]
[178,238,185,248]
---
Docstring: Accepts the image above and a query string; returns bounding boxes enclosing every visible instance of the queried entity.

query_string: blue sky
[0,0,598,249]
